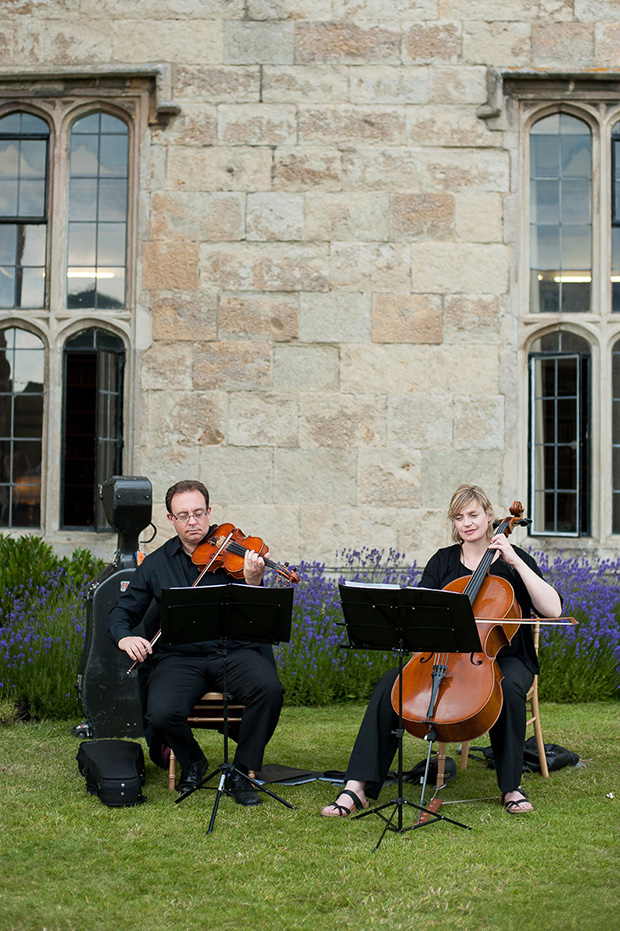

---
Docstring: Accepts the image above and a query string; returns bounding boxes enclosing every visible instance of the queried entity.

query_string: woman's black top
[419,543,549,676]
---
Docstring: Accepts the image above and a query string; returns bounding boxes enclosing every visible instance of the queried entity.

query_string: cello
[391,502,529,743]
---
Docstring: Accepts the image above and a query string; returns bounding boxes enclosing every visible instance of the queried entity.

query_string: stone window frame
[0,69,177,537]
[484,71,620,544]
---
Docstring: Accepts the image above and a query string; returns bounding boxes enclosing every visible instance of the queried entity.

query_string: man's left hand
[244,548,268,585]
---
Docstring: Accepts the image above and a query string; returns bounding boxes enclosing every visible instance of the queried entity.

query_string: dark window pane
[556,358,578,396]
[557,444,577,487]
[538,278,560,313]
[14,394,43,437]
[561,281,590,313]
[556,492,577,532]
[557,400,577,442]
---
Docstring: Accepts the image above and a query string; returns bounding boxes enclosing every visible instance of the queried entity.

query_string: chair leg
[435,742,447,788]
[528,678,549,778]
[168,750,177,791]
[460,740,470,769]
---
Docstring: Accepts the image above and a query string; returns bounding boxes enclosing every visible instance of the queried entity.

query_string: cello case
[75,476,153,739]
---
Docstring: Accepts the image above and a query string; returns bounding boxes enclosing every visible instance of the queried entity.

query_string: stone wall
[3,0,619,564]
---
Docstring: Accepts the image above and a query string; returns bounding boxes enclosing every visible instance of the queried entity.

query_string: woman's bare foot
[501,788,533,813]
[321,780,369,817]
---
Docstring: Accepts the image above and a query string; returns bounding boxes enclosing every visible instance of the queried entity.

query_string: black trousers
[145,648,284,773]
[345,656,534,798]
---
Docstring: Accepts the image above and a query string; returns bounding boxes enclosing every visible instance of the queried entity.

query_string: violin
[391,501,529,743]
[191,522,300,585]
[127,522,299,672]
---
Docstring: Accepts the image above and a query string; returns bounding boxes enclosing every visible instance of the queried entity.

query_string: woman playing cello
[321,484,562,817]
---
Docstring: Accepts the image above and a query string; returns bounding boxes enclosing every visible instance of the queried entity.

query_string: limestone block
[247,0,332,19]
[167,146,273,192]
[227,393,299,446]
[219,294,299,341]
[357,449,422,507]
[462,21,532,67]
[273,448,358,504]
[79,0,244,16]
[331,242,411,292]
[454,192,503,243]
[389,193,455,242]
[246,192,305,241]
[341,147,425,192]
[532,23,595,65]
[334,0,437,18]
[295,22,400,64]
[262,65,349,103]
[143,388,227,448]
[142,242,199,291]
[388,394,453,449]
[38,21,113,64]
[340,344,432,394]
[577,0,620,20]
[154,105,216,147]
[439,0,572,18]
[202,503,300,564]
[174,65,261,102]
[423,149,510,193]
[407,105,497,148]
[225,21,294,64]
[111,19,222,64]
[443,294,502,344]
[421,448,501,510]
[299,292,372,343]
[299,504,399,562]
[428,65,487,105]
[422,344,500,395]
[402,22,462,64]
[196,447,275,506]
[138,444,200,495]
[452,396,505,450]
[141,341,193,390]
[298,393,387,448]
[411,243,509,294]
[349,66,430,105]
[201,243,329,292]
[595,24,620,65]
[372,294,443,344]
[396,508,449,567]
[152,291,218,341]
[299,106,406,145]
[305,192,389,242]
[273,344,339,391]
[192,341,272,390]
[273,147,342,192]
[150,192,244,242]
[218,104,297,146]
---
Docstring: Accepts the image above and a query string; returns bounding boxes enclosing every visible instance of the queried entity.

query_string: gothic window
[529,331,590,536]
[0,112,49,310]
[0,326,44,527]
[62,328,124,529]
[530,113,592,314]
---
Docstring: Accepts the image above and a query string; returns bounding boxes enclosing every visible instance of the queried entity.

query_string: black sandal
[321,789,369,817]
[501,789,533,813]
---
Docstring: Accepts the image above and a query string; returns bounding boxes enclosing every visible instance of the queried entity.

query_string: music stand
[160,583,296,833]
[339,583,482,849]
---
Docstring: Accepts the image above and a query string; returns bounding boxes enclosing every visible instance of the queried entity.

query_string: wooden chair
[435,620,548,785]
[167,691,252,790]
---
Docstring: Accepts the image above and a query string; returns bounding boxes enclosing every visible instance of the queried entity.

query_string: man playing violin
[108,479,284,804]
[321,484,562,818]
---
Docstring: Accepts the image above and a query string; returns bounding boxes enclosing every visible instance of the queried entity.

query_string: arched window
[613,339,620,532]
[0,111,49,309]
[530,114,592,314]
[62,328,124,529]
[529,331,590,535]
[611,121,620,314]
[67,112,128,310]
[0,327,44,527]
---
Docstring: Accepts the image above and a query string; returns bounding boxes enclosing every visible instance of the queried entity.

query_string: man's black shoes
[227,769,262,806]
[177,756,208,793]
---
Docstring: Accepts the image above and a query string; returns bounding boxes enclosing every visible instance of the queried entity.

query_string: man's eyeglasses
[170,509,208,523]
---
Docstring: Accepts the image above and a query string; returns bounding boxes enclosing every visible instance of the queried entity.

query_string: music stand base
[175,762,296,834]
[355,796,471,850]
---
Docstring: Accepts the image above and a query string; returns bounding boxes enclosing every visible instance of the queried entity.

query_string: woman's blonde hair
[447,484,494,544]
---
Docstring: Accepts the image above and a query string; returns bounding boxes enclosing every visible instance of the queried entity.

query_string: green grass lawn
[0,702,618,931]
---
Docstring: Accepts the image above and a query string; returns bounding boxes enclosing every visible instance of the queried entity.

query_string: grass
[0,702,618,931]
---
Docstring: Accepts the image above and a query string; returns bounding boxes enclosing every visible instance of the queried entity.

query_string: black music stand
[339,583,483,849]
[160,583,296,833]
